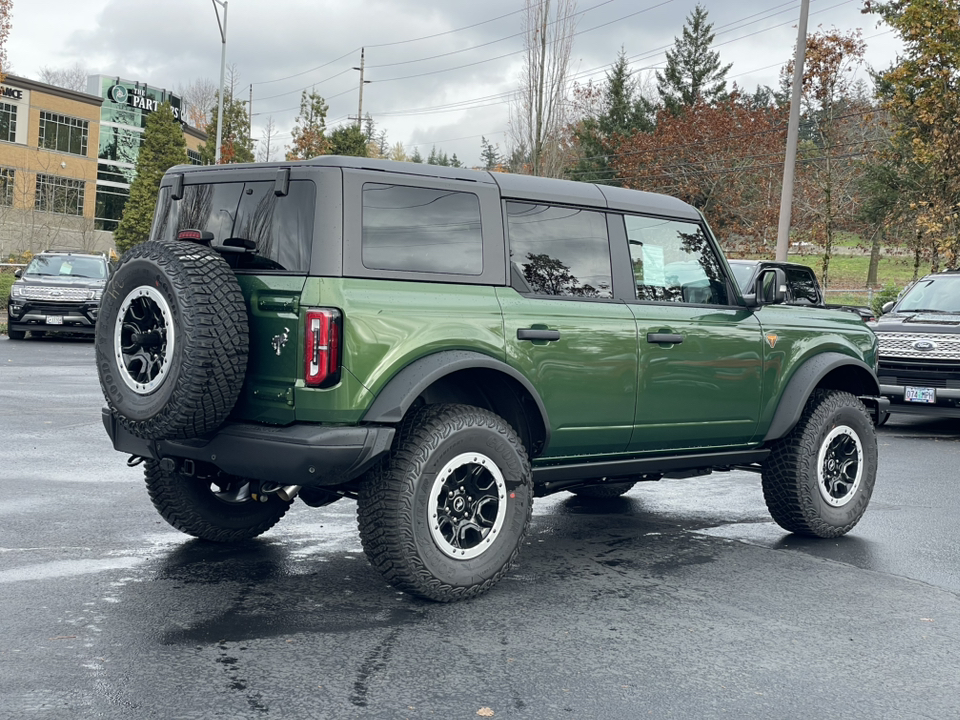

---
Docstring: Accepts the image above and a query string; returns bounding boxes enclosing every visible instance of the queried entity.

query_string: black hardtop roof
[169,156,701,219]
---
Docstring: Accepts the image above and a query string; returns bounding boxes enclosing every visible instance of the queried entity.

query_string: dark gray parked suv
[874,269,960,419]
[7,251,110,339]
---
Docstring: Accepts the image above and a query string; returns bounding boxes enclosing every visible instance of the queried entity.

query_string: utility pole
[351,48,370,127]
[248,83,253,147]
[775,0,810,261]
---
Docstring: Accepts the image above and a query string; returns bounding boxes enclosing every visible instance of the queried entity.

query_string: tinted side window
[506,202,612,298]
[361,183,482,275]
[152,180,316,272]
[625,215,728,305]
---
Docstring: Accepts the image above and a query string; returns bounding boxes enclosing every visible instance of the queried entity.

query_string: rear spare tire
[95,240,249,440]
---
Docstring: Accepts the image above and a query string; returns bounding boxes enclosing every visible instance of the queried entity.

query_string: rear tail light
[305,308,342,387]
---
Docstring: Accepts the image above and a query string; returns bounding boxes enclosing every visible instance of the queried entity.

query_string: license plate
[905,386,935,404]
[45,316,63,325]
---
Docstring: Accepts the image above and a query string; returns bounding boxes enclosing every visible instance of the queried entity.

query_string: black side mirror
[14,268,22,278]
[881,301,895,314]
[743,268,786,308]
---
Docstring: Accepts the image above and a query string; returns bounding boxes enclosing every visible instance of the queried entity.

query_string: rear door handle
[518,328,561,342]
[646,333,684,345]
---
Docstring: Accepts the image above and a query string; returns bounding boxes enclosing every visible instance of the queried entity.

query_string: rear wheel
[144,460,291,542]
[358,404,533,602]
[762,389,877,538]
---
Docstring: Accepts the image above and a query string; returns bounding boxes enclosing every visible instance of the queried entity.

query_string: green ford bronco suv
[96,157,886,602]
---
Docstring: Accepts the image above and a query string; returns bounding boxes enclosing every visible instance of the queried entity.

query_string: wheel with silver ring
[95,240,248,440]
[357,403,533,602]
[762,389,877,538]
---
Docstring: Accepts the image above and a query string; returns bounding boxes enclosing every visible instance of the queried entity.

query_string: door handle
[646,333,683,345]
[518,328,561,342]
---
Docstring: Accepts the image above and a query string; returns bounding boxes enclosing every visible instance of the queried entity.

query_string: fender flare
[763,352,880,442]
[361,350,551,448]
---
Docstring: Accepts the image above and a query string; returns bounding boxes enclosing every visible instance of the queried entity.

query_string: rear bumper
[102,410,395,487]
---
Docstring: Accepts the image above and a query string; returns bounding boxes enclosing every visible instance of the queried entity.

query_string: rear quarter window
[360,183,483,275]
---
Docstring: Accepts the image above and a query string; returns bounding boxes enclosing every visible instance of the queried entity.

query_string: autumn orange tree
[286,90,330,160]
[612,92,786,252]
[0,0,11,82]
[785,28,871,287]
[865,0,960,270]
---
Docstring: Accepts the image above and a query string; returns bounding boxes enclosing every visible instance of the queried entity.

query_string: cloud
[8,0,900,166]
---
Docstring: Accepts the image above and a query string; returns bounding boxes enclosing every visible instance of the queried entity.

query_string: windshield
[729,263,756,292]
[896,277,960,313]
[25,255,106,279]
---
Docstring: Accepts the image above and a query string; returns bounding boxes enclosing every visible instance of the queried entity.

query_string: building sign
[0,85,24,101]
[107,81,184,124]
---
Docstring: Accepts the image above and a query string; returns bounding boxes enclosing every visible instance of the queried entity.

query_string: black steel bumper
[102,410,395,487]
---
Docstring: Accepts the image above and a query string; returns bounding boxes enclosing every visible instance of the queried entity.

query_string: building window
[187,149,202,166]
[38,111,89,156]
[0,168,14,206]
[36,174,85,216]
[0,102,16,143]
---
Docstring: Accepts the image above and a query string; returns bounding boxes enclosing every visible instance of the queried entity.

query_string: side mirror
[881,301,895,314]
[14,268,22,278]
[743,268,786,308]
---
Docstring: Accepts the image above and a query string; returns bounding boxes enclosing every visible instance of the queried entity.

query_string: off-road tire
[357,404,533,602]
[95,240,248,440]
[570,481,636,499]
[762,389,877,538]
[7,329,25,340]
[144,460,290,542]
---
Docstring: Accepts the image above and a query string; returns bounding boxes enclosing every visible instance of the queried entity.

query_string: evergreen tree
[200,91,254,164]
[480,136,503,170]
[656,4,732,114]
[286,90,330,160]
[328,125,368,157]
[114,102,187,254]
[449,153,463,168]
[569,50,656,185]
[410,148,424,163]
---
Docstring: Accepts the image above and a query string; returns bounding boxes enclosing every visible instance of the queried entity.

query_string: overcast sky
[8,0,902,166]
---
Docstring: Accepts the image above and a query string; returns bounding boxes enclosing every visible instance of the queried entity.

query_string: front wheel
[762,389,877,538]
[357,404,533,602]
[7,328,25,340]
[144,460,291,542]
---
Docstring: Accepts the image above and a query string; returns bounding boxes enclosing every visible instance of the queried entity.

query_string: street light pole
[212,0,228,165]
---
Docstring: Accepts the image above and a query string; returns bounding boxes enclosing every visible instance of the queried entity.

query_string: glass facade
[87,75,201,231]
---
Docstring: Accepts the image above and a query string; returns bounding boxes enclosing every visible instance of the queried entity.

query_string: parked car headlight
[10,285,24,297]
[90,289,103,301]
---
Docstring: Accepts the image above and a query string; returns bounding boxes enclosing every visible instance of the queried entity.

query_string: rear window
[361,183,483,275]
[152,179,316,272]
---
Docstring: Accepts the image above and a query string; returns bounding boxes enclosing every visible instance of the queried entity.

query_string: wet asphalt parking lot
[1,336,959,720]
